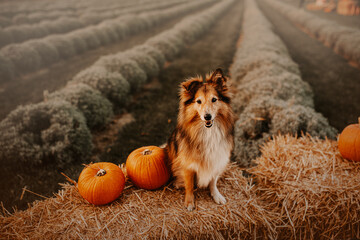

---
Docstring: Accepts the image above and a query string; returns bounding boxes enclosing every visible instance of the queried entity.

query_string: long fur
[166,68,235,210]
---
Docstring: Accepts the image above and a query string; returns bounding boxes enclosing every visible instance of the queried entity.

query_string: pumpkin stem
[358,117,360,126]
[96,169,106,177]
[143,149,152,155]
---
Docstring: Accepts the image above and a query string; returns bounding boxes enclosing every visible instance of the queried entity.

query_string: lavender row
[230,0,337,167]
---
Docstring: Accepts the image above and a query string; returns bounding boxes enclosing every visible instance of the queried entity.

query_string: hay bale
[2,135,357,238]
[0,100,92,166]
[71,65,130,107]
[48,83,114,129]
[249,134,360,239]
[0,43,42,73]
[0,164,276,239]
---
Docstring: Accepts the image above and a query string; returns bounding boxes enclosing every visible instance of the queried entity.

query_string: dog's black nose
[204,114,212,120]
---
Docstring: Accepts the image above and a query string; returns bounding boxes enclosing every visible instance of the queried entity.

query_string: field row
[0,0,235,167]
[0,0,167,27]
[230,0,337,166]
[0,0,142,18]
[0,0,213,82]
[0,0,187,47]
[264,0,360,67]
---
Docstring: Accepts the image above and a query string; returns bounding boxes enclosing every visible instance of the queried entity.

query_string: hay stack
[250,134,360,239]
[0,164,275,239]
[1,135,359,239]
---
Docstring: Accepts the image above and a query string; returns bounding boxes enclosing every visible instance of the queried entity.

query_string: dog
[166,68,235,211]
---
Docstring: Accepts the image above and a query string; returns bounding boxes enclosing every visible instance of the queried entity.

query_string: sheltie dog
[166,68,235,211]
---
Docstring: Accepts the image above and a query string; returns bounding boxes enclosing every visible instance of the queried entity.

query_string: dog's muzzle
[205,120,213,128]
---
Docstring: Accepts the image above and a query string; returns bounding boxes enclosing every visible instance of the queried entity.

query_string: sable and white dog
[166,68,235,211]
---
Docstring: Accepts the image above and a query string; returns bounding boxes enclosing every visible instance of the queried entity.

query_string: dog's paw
[185,201,195,211]
[212,193,226,205]
[185,194,195,211]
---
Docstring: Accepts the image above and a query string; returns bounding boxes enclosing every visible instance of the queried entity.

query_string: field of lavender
[1,0,359,238]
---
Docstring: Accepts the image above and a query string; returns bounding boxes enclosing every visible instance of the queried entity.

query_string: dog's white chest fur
[189,124,231,188]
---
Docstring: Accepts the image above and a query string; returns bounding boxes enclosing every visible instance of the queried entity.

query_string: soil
[258,0,360,131]
[0,0,244,213]
[0,4,216,121]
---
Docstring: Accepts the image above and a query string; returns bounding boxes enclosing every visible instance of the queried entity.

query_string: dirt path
[99,0,244,165]
[0,0,244,212]
[258,0,360,131]
[0,5,214,120]
[283,0,360,29]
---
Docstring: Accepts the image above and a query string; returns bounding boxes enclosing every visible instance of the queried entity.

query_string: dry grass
[250,134,360,239]
[1,135,359,239]
[0,164,275,239]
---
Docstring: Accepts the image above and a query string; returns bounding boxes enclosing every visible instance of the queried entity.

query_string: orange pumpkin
[78,162,125,205]
[338,117,360,162]
[126,146,170,190]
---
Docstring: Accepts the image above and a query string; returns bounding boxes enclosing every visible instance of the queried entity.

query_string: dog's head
[180,68,232,128]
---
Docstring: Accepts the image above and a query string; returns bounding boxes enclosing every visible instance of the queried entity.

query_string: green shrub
[123,50,160,78]
[231,52,300,81]
[147,36,180,61]
[1,43,42,73]
[27,40,60,66]
[74,29,101,49]
[0,28,13,48]
[71,65,130,107]
[0,100,92,166]
[232,97,288,167]
[44,35,76,59]
[271,105,338,139]
[0,53,15,82]
[48,83,114,129]
[67,32,88,54]
[96,55,147,92]
[232,72,314,113]
[133,45,166,68]
[0,16,11,28]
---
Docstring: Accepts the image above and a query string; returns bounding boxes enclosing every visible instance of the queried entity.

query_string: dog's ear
[207,68,227,91]
[181,78,203,95]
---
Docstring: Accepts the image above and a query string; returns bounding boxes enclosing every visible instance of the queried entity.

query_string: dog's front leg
[184,169,195,211]
[210,175,226,205]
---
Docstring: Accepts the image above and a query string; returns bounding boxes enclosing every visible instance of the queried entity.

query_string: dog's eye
[196,100,202,104]
[212,98,217,103]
